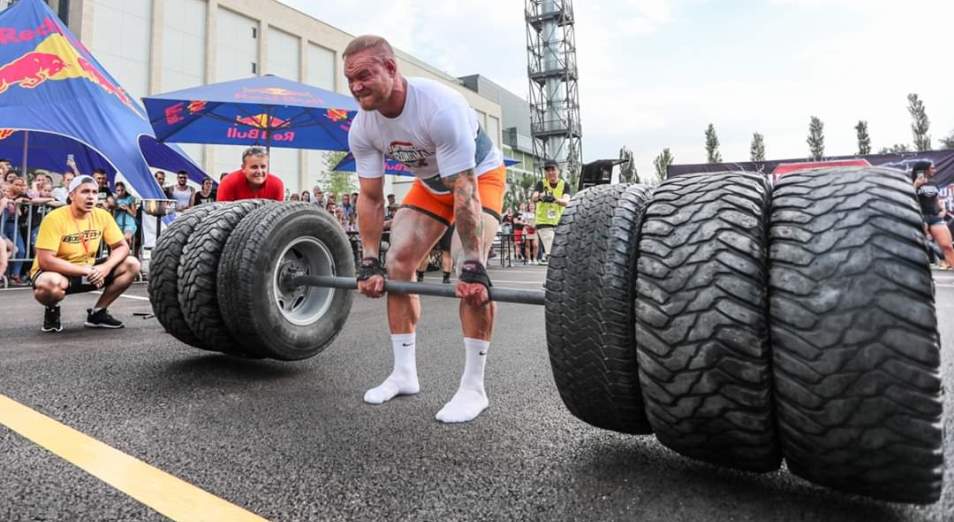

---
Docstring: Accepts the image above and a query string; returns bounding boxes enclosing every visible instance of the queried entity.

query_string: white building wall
[486,115,500,147]
[88,0,152,103]
[160,0,206,92]
[160,0,207,168]
[305,43,335,91]
[303,43,338,195]
[265,26,299,79]
[215,7,257,81]
[263,26,301,193]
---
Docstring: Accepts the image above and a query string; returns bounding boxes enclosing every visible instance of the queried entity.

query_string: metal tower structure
[525,0,582,172]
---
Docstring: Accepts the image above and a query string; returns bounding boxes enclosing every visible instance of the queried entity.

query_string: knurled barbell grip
[289,275,545,306]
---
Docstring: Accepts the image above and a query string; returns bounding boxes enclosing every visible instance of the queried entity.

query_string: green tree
[504,171,537,211]
[907,93,932,151]
[855,120,871,155]
[807,116,825,160]
[705,123,722,163]
[618,146,637,183]
[879,144,911,154]
[940,129,954,149]
[650,148,674,185]
[321,151,356,196]
[750,132,765,162]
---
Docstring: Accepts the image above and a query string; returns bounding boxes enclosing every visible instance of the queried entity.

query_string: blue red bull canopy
[0,0,199,197]
[143,75,358,152]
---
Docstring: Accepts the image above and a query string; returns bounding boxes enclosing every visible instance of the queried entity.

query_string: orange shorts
[401,165,506,225]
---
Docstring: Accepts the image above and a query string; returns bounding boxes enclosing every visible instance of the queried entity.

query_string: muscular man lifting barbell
[344,35,506,423]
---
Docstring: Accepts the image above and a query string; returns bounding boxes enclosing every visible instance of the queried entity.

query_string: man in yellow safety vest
[532,160,572,263]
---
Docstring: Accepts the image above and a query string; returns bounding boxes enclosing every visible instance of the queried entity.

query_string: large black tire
[218,203,355,361]
[769,167,943,503]
[177,201,274,353]
[636,172,779,472]
[147,204,221,349]
[545,183,654,434]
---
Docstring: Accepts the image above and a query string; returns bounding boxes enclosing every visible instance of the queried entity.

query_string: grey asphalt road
[0,266,952,521]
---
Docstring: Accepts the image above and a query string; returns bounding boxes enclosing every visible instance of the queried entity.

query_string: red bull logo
[235,113,289,129]
[164,100,210,125]
[324,108,349,123]
[228,113,295,142]
[187,100,207,114]
[0,51,66,93]
[0,129,15,140]
[76,55,130,106]
[0,31,136,112]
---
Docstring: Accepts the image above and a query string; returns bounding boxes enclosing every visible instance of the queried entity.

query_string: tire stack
[546,167,943,504]
[147,201,355,361]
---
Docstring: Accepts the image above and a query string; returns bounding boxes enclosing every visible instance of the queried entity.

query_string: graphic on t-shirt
[63,229,102,244]
[386,141,432,169]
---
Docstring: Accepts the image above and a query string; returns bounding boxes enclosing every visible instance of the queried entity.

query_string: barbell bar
[286,275,546,306]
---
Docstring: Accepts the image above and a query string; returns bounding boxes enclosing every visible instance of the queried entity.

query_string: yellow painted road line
[0,394,267,522]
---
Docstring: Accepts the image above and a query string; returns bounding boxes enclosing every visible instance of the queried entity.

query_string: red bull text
[226,127,296,142]
[0,17,60,45]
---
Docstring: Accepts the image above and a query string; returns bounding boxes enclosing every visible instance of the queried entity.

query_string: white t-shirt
[349,77,502,192]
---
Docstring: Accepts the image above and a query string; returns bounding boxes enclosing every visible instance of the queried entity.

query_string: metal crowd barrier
[2,200,52,287]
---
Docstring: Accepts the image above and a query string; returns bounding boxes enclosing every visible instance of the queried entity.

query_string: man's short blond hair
[343,35,394,62]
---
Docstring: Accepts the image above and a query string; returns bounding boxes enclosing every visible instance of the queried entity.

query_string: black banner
[668,149,954,207]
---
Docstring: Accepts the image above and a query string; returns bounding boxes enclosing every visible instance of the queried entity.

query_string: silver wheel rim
[273,236,335,326]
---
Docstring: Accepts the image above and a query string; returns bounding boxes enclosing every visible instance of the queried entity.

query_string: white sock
[364,333,420,404]
[436,338,490,423]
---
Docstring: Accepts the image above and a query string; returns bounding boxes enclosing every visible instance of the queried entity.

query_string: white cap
[68,175,96,194]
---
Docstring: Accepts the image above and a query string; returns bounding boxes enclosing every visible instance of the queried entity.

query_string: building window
[216,8,258,82]
[88,0,152,101]
[267,27,300,80]
[306,43,335,91]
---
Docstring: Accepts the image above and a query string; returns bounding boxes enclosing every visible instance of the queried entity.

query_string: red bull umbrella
[142,74,358,155]
[0,0,198,198]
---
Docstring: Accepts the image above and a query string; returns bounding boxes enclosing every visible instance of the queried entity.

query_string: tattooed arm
[443,169,482,261]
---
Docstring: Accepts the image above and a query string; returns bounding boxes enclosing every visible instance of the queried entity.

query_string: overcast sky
[281,0,954,176]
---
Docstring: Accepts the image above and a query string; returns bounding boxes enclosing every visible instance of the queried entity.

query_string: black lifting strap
[356,256,386,281]
[459,260,492,289]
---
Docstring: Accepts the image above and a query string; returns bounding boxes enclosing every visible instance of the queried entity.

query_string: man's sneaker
[85,308,124,329]
[416,271,425,282]
[42,305,62,333]
[442,273,451,284]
